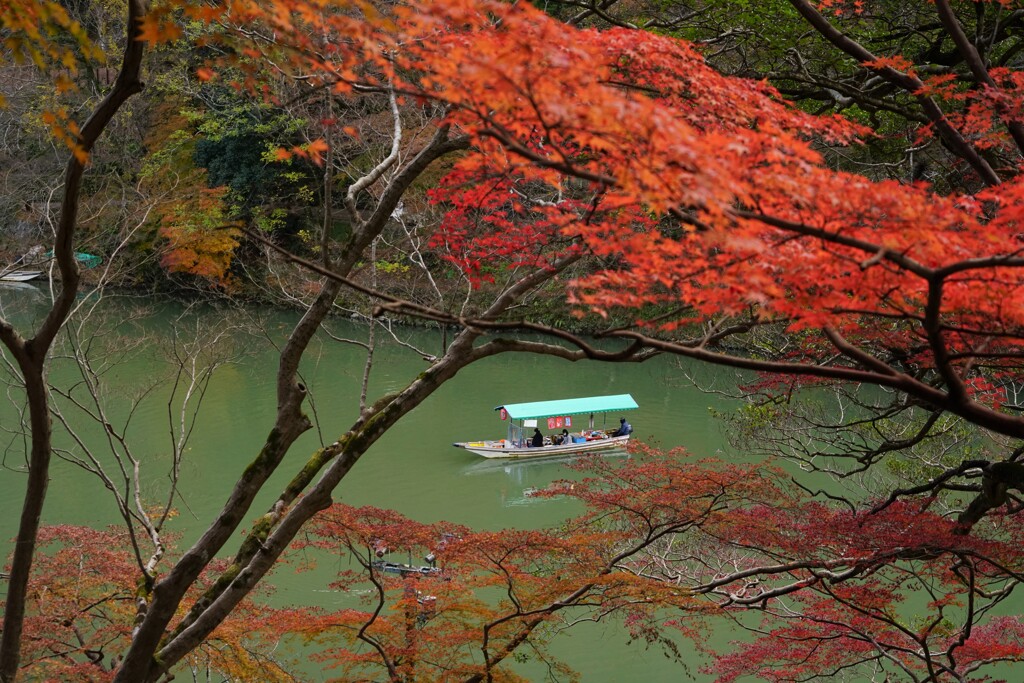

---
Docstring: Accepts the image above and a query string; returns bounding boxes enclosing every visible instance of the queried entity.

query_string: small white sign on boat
[453,394,638,459]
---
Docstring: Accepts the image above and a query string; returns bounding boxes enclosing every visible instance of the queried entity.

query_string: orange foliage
[182,0,1024,341]
[288,450,1024,681]
[5,526,302,681]
[20,0,1024,351]
[1,0,104,152]
[288,452,786,680]
[17,457,1018,682]
[157,186,241,286]
[1,0,103,74]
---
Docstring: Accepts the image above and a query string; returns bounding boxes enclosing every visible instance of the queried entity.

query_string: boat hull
[453,435,630,459]
[0,271,42,282]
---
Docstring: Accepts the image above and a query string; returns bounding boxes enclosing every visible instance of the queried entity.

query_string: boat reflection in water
[460,448,630,478]
[459,449,632,508]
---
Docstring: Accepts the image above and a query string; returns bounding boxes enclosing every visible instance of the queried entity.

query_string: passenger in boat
[530,428,544,447]
[552,428,570,445]
[611,418,633,437]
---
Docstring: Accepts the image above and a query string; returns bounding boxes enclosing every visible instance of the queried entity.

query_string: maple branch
[921,270,971,405]
[870,460,990,515]
[821,326,1024,436]
[47,387,157,577]
[567,0,634,29]
[275,123,467,405]
[819,327,901,380]
[791,479,858,514]
[693,556,865,601]
[735,210,935,279]
[339,124,471,270]
[947,341,1024,357]
[849,410,948,472]
[803,602,932,681]
[378,309,652,362]
[775,70,930,124]
[32,10,145,357]
[932,253,1024,278]
[956,461,1024,532]
[934,0,1024,157]
[724,386,959,479]
[786,0,1002,186]
[470,502,717,682]
[946,559,977,671]
[357,548,402,682]
[477,122,615,187]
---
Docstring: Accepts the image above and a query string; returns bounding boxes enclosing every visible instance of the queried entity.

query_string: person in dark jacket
[611,418,633,437]
[531,428,544,447]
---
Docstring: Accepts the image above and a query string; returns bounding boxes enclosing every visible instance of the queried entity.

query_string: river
[0,287,747,681]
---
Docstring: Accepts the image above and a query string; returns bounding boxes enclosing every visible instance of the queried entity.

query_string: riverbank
[2,243,658,336]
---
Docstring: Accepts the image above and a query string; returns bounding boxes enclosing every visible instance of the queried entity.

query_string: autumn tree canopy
[4,0,1024,681]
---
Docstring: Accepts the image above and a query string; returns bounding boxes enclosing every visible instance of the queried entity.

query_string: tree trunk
[0,1,146,678]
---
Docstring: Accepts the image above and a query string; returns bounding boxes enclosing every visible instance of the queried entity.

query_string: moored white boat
[453,394,638,459]
[0,270,42,282]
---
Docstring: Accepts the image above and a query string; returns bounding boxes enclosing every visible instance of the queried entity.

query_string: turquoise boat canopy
[498,394,638,420]
[44,250,102,269]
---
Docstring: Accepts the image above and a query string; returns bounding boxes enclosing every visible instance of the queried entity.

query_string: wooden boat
[453,394,638,459]
[0,270,42,282]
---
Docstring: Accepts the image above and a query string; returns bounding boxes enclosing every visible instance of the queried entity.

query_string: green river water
[0,286,749,681]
